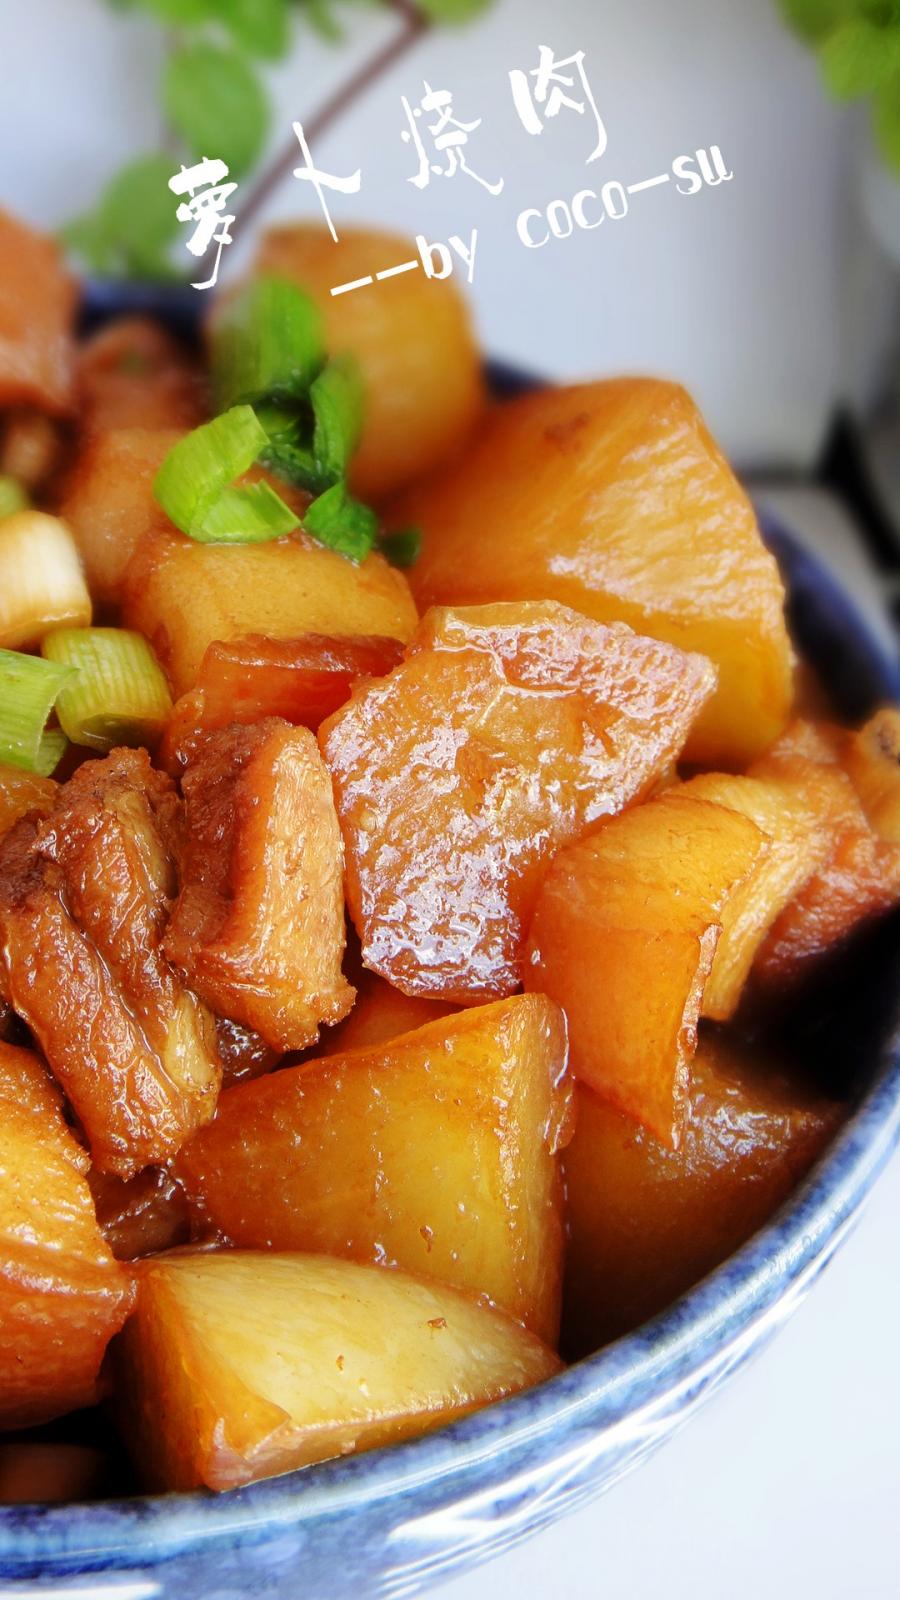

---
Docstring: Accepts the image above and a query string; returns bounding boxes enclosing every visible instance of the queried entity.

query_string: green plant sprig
[65,0,492,279]
[778,0,900,172]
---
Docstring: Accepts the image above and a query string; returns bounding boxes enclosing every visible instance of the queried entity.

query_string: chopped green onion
[380,526,421,569]
[0,511,92,651]
[257,404,325,494]
[258,360,365,495]
[154,406,299,544]
[41,628,173,753]
[310,357,365,483]
[0,647,71,775]
[259,436,324,494]
[212,277,324,412]
[188,480,300,544]
[303,483,379,563]
[254,404,301,443]
[0,476,28,521]
[155,405,263,528]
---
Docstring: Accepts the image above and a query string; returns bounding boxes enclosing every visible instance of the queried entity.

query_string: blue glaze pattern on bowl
[2,302,899,1594]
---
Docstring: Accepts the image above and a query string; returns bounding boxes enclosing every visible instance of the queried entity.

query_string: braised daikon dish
[0,210,898,1501]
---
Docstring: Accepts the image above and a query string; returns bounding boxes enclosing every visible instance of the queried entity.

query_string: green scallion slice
[310,357,365,483]
[153,406,299,544]
[260,438,324,494]
[190,479,300,544]
[379,526,421,569]
[257,404,325,494]
[303,482,379,563]
[254,404,301,443]
[0,476,28,521]
[258,360,365,496]
[42,628,173,753]
[0,647,71,775]
[212,277,325,412]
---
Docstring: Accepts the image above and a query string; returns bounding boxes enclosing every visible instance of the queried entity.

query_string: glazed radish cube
[320,600,715,1003]
[114,1250,561,1490]
[0,1041,135,1428]
[176,995,572,1344]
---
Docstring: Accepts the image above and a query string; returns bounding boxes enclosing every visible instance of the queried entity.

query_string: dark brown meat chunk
[88,1165,192,1261]
[164,720,354,1052]
[0,750,221,1176]
[215,1016,280,1088]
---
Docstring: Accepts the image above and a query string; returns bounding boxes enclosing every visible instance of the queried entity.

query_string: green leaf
[874,77,900,169]
[219,0,291,59]
[777,0,861,41]
[164,43,270,177]
[820,18,900,96]
[862,2,900,25]
[413,0,494,20]
[257,406,329,495]
[61,210,119,275]
[303,0,344,39]
[62,153,179,279]
[139,0,219,18]
[103,153,181,255]
[255,404,304,448]
[254,357,365,493]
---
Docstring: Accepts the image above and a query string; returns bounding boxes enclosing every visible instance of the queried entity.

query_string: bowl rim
[2,463,900,1566]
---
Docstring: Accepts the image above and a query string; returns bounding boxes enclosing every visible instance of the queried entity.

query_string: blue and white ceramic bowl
[2,304,900,1594]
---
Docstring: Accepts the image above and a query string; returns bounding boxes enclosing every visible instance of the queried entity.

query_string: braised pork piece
[164,719,354,1051]
[0,750,221,1176]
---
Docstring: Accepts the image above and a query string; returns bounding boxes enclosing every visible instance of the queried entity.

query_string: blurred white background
[4,0,898,467]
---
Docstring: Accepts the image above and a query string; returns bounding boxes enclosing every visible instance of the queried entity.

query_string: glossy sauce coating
[394,379,793,765]
[0,762,57,839]
[0,749,221,1176]
[122,525,418,697]
[175,995,572,1344]
[313,964,458,1059]
[88,1165,192,1261]
[750,723,900,987]
[680,771,831,1019]
[563,1034,840,1352]
[59,426,185,602]
[161,632,403,773]
[0,1041,135,1428]
[525,789,765,1144]
[115,1251,561,1492]
[164,719,353,1052]
[320,600,715,1003]
[214,1016,280,1088]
